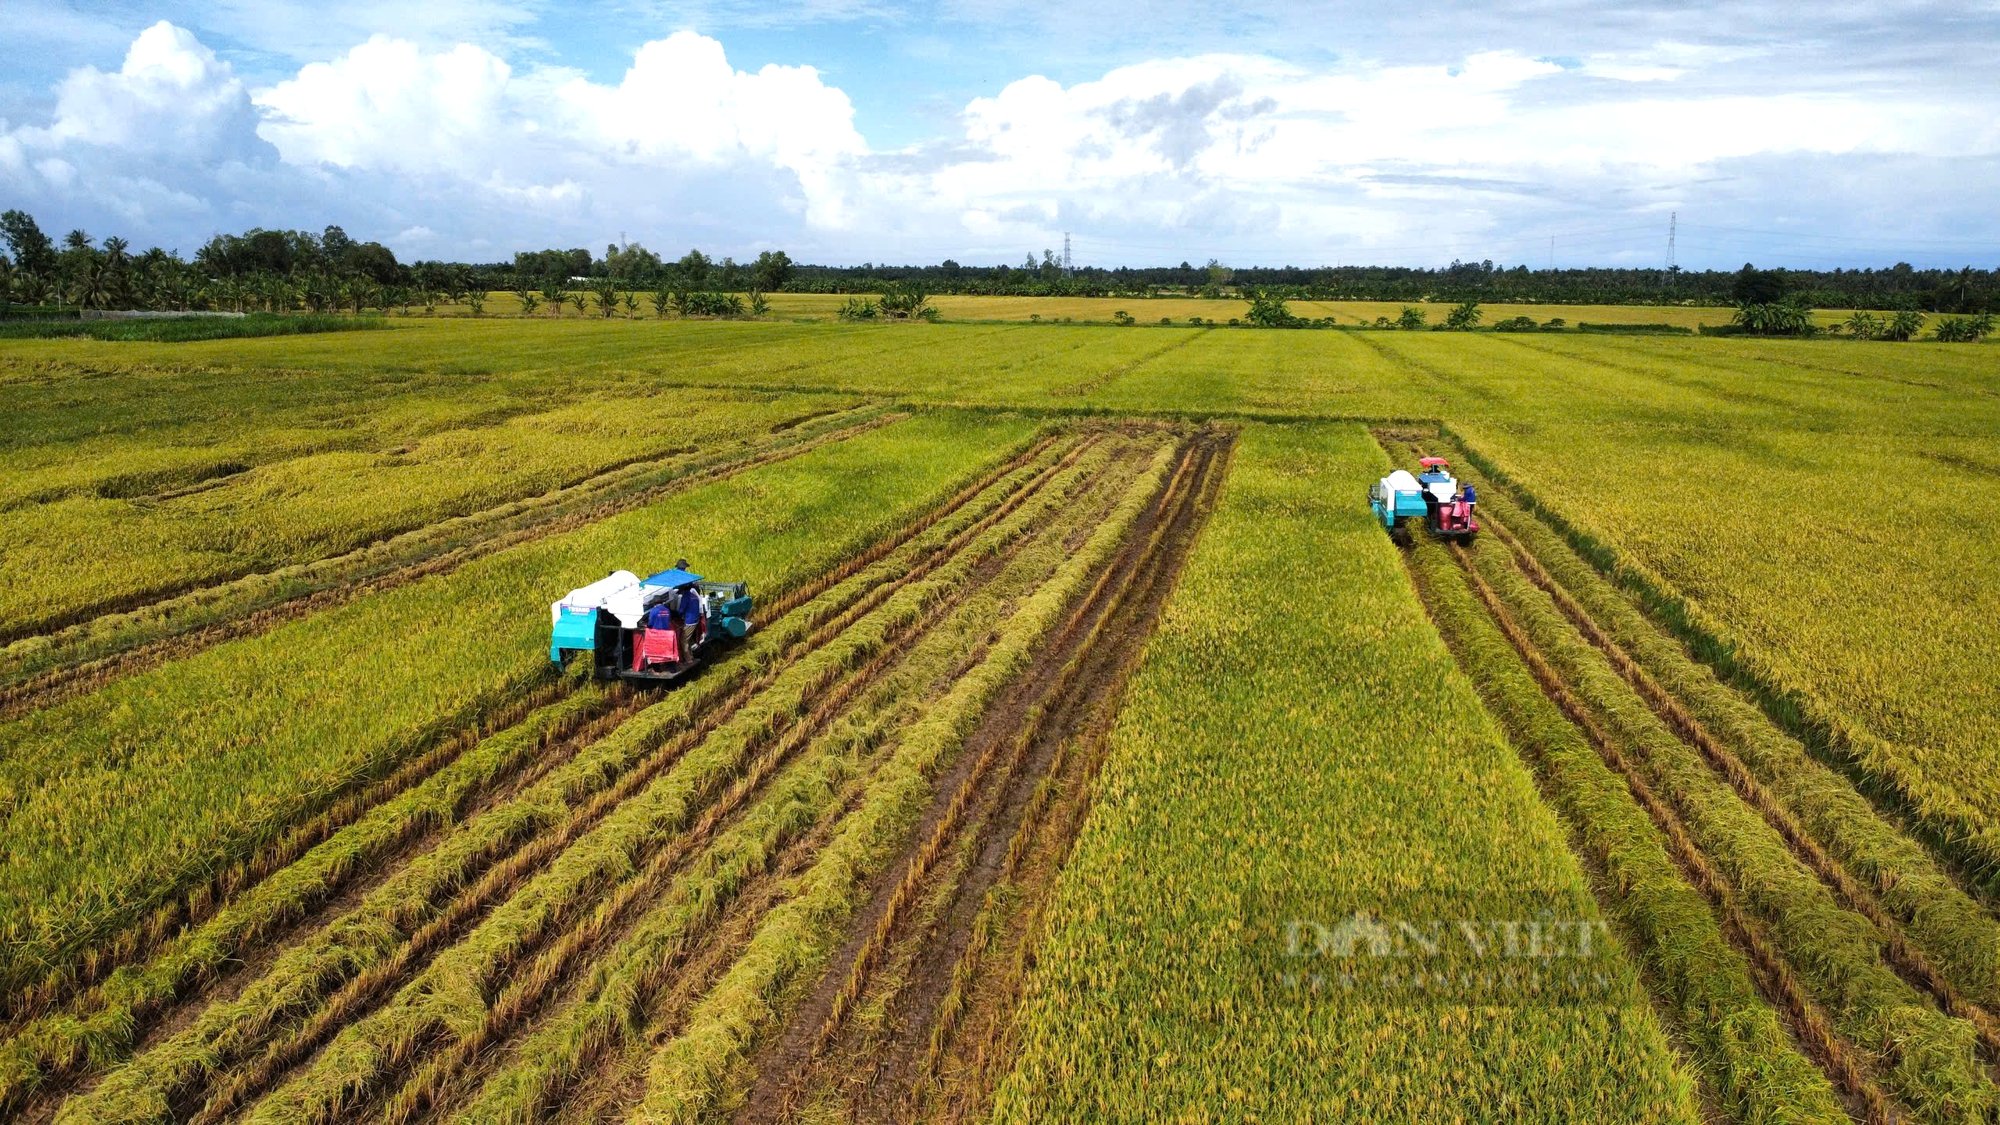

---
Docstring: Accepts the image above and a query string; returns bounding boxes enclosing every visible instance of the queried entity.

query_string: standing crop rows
[4,423,1212,1124]
[1387,430,2000,1124]
[990,425,1696,1122]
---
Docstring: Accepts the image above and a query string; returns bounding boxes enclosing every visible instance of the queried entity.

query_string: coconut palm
[1884,310,1926,341]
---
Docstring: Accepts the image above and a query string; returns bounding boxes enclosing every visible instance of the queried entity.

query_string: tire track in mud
[733,428,1232,1124]
[4,429,1084,1119]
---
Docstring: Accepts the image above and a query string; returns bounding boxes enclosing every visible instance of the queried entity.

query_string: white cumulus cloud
[2,16,1997,266]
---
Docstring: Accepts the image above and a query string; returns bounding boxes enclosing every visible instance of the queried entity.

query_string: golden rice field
[0,313,1993,1122]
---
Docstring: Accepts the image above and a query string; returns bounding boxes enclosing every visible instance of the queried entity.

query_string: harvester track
[366,436,1174,1125]
[0,421,1059,1039]
[735,428,1231,1123]
[12,425,1187,1125]
[1384,428,2000,1125]
[231,443,1135,1125]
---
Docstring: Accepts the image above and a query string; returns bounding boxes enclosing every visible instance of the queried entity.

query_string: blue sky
[4,1,1999,269]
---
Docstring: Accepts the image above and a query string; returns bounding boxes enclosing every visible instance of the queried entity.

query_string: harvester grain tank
[550,563,752,682]
[1369,456,1478,545]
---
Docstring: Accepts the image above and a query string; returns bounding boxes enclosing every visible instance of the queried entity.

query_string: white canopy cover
[553,570,640,626]
[1381,469,1421,494]
[552,570,687,628]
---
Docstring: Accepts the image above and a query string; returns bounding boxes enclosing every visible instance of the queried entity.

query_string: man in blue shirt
[646,599,675,631]
[678,584,706,646]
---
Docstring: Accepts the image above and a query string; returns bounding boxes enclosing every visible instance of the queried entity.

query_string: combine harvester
[549,562,753,682]
[1369,456,1479,546]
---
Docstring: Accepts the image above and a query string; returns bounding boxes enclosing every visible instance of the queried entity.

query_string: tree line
[0,209,799,316]
[791,256,1999,313]
[3,206,1995,316]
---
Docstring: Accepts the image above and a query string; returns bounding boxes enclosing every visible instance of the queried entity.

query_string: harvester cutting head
[1368,456,1478,546]
[550,562,753,682]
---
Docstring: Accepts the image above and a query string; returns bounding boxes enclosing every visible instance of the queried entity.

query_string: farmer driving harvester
[549,561,750,683]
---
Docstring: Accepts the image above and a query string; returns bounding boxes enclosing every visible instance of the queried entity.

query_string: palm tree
[1842,312,1882,340]
[16,270,50,306]
[540,281,565,317]
[1885,310,1926,341]
[519,291,540,316]
[650,289,671,318]
[568,291,587,317]
[100,237,131,308]
[68,259,108,311]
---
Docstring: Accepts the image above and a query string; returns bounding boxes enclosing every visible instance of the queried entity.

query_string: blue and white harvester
[549,563,752,682]
[1369,456,1479,545]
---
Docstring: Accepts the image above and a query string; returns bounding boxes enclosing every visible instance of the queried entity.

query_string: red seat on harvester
[632,627,680,671]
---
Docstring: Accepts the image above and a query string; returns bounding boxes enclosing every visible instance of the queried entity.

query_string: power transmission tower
[1665,212,1678,282]
[1061,233,1074,274]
